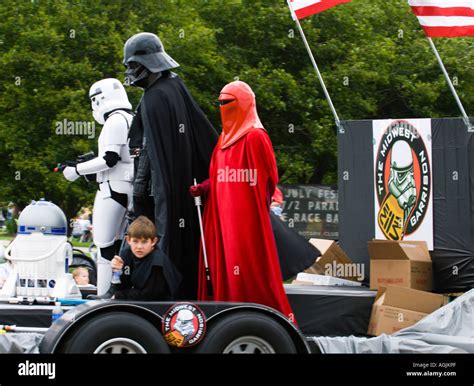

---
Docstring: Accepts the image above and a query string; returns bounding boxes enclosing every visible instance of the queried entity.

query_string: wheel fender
[45,303,163,353]
[205,304,310,354]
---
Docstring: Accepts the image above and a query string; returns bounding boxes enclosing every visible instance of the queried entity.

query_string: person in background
[70,217,83,240]
[271,187,284,217]
[72,267,90,286]
[0,249,14,290]
[78,214,92,243]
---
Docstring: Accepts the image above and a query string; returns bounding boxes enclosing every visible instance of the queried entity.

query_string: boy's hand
[111,255,124,271]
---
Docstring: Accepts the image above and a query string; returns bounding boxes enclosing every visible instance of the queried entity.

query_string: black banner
[338,118,474,292]
[0,353,472,385]
[279,184,338,240]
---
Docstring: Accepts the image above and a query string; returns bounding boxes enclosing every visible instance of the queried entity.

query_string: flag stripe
[291,0,322,11]
[417,15,474,26]
[409,0,474,8]
[409,0,474,37]
[411,6,474,17]
[421,24,474,36]
[291,0,351,19]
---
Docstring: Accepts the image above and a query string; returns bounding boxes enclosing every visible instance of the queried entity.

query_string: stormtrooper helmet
[391,141,414,180]
[389,140,417,212]
[174,309,195,338]
[89,78,132,124]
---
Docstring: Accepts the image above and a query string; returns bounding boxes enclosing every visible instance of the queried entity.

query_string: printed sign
[373,119,433,249]
[280,185,338,239]
[162,303,206,348]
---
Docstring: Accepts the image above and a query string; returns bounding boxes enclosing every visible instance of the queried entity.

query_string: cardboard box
[296,272,362,287]
[368,240,432,291]
[368,285,447,336]
[305,239,361,282]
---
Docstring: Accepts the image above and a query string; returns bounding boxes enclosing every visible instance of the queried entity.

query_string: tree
[0,0,471,221]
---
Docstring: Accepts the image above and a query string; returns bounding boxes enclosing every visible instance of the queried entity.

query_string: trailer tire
[60,312,169,353]
[197,311,297,354]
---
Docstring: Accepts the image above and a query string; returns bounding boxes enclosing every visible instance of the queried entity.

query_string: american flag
[288,0,352,20]
[409,0,474,37]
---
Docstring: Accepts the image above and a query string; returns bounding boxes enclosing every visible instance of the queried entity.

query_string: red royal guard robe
[197,81,294,322]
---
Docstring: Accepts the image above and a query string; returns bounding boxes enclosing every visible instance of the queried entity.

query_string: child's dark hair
[127,216,157,240]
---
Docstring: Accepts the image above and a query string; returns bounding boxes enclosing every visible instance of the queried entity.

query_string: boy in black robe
[111,216,182,300]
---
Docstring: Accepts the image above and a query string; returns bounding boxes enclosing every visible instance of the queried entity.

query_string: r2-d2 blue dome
[17,199,67,236]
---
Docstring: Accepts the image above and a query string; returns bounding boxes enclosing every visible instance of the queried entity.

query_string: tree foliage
[0,0,472,219]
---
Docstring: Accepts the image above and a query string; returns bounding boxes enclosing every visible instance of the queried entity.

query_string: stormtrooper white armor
[63,79,134,293]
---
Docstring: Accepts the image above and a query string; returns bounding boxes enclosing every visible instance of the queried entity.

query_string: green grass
[70,240,94,248]
[0,234,94,249]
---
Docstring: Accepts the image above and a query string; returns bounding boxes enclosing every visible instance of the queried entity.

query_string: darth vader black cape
[270,212,321,280]
[129,72,218,300]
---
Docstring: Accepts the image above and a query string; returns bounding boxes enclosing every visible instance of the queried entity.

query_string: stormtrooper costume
[63,78,134,294]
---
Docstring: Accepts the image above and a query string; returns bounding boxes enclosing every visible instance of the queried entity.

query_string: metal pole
[288,0,343,133]
[0,325,49,333]
[193,179,213,298]
[427,37,473,132]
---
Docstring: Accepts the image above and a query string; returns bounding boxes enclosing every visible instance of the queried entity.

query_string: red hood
[218,81,264,149]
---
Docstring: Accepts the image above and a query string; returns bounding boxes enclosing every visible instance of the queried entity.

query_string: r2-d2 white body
[0,199,81,299]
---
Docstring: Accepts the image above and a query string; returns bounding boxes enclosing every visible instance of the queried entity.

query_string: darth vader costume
[123,32,218,300]
[270,212,320,280]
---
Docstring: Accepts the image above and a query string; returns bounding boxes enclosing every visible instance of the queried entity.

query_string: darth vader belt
[129,148,142,158]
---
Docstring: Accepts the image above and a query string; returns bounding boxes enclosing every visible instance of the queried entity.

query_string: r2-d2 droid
[0,199,81,299]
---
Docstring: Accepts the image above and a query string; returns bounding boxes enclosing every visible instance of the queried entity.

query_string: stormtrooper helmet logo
[162,303,206,348]
[388,140,417,221]
[174,309,195,338]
